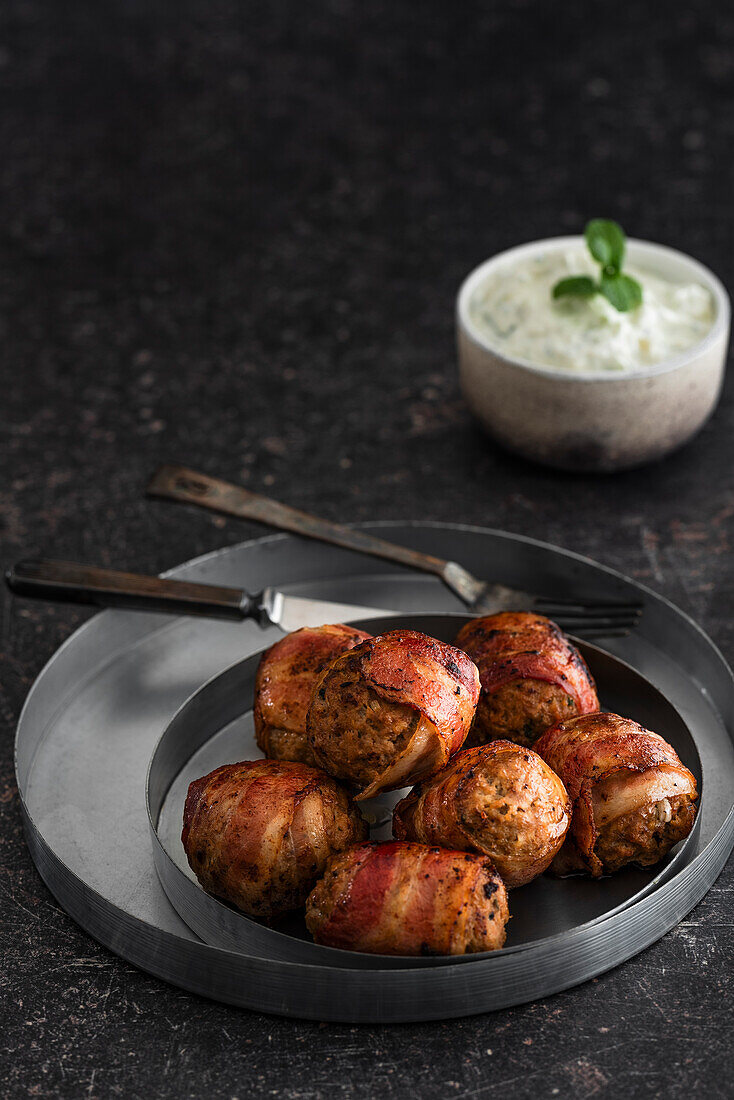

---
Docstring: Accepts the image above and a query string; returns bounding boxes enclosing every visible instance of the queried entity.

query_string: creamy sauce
[469,247,715,373]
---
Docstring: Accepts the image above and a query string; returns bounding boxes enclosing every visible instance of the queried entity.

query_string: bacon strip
[307,630,481,800]
[314,844,399,953]
[305,841,508,956]
[181,773,208,849]
[534,713,697,876]
[361,630,480,746]
[182,759,367,917]
[455,612,598,712]
[355,631,480,797]
[254,624,372,736]
[393,741,571,887]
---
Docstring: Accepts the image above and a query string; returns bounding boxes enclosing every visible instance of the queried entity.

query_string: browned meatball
[393,741,571,887]
[593,795,697,873]
[182,760,367,918]
[467,679,579,749]
[305,841,509,955]
[455,612,599,748]
[535,712,698,876]
[306,630,480,799]
[253,624,371,765]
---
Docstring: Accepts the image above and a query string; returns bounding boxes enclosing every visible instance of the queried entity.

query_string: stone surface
[1,1,732,1096]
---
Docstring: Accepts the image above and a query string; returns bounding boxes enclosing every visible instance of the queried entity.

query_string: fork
[146,464,643,639]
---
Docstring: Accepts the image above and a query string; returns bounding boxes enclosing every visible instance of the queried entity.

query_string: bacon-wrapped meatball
[393,741,571,887]
[182,760,367,918]
[254,624,372,765]
[455,612,598,749]
[305,841,508,955]
[306,630,480,800]
[535,712,698,877]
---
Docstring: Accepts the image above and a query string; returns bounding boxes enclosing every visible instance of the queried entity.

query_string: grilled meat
[305,840,508,955]
[455,612,598,748]
[535,712,698,876]
[182,759,367,918]
[393,740,571,887]
[306,629,480,799]
[254,624,372,765]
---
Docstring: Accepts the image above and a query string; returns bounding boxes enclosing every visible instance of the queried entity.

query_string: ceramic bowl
[456,237,730,472]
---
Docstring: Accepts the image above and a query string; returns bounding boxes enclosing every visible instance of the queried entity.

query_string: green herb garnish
[552,220,643,312]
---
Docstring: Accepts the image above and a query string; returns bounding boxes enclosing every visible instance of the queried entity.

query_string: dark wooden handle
[5,559,255,620]
[146,465,450,577]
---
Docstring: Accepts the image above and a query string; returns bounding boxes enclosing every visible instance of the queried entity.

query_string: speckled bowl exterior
[457,237,730,472]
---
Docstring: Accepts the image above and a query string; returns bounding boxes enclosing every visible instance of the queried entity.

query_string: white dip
[468,247,715,373]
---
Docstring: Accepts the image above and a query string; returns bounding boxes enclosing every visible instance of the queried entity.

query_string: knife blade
[259,588,399,632]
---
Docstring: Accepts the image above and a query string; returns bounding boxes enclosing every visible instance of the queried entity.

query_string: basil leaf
[585,219,626,273]
[549,218,642,312]
[599,272,643,312]
[552,276,598,300]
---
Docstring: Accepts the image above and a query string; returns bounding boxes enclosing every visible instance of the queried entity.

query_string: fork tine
[553,612,639,624]
[569,628,632,641]
[552,617,640,632]
[545,612,643,626]
[469,584,644,623]
[535,599,643,616]
[545,616,642,633]
[540,614,642,627]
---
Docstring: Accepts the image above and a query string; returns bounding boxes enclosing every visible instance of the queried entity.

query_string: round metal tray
[14,524,734,1021]
[148,618,702,968]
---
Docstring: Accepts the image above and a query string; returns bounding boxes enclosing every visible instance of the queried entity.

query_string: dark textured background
[1,1,733,1096]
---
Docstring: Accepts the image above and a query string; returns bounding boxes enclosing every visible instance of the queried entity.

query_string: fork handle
[147,464,453,580]
[5,559,259,620]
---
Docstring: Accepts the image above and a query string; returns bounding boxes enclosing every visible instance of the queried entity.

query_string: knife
[4,560,400,634]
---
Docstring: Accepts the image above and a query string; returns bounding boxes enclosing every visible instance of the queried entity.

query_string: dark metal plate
[14,524,734,1021]
[148,617,702,967]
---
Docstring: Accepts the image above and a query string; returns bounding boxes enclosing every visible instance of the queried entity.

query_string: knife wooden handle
[6,559,257,620]
[147,465,450,578]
